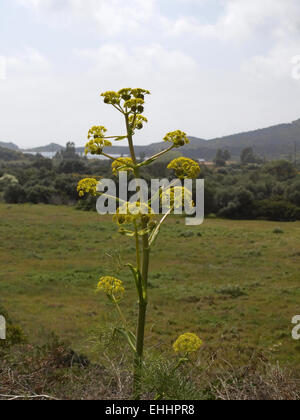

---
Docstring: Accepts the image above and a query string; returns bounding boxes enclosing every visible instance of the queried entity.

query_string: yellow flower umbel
[163,130,189,148]
[114,202,154,227]
[112,158,134,176]
[97,276,125,302]
[173,333,203,354]
[167,157,200,179]
[129,114,148,132]
[161,186,194,210]
[101,91,121,105]
[85,126,112,155]
[77,178,99,197]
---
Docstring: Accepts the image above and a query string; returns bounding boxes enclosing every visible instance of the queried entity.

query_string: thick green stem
[133,226,150,399]
[125,112,150,399]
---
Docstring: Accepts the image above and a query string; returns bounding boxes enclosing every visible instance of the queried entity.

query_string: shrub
[254,200,300,221]
[216,285,247,298]
[26,185,56,204]
[0,173,19,191]
[3,183,27,204]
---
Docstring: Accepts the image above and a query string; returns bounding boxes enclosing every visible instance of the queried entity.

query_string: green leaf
[114,327,136,353]
[114,136,128,141]
[127,264,145,302]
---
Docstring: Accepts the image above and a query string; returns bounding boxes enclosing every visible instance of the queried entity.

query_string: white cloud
[4,0,300,148]
[164,0,300,42]
[17,0,156,34]
[5,47,49,74]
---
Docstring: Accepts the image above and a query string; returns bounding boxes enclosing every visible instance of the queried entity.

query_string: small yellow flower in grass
[167,157,200,179]
[163,130,189,148]
[112,158,134,176]
[77,178,99,197]
[97,276,125,301]
[173,333,203,354]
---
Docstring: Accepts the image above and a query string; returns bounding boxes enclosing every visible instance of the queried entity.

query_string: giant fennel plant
[77,88,202,398]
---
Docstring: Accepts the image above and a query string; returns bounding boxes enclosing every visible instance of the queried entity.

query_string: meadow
[0,203,299,374]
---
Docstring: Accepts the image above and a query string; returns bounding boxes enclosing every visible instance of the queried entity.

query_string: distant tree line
[1,144,300,221]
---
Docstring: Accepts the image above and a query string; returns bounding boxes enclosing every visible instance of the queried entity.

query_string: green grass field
[0,203,299,370]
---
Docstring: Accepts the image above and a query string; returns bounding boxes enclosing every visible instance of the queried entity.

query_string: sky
[0,0,300,148]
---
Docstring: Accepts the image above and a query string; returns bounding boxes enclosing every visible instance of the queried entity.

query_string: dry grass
[1,340,299,400]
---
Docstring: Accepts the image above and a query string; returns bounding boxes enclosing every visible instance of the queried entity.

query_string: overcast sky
[0,0,300,148]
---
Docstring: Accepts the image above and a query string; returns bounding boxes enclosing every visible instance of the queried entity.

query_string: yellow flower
[118,88,150,101]
[77,178,99,197]
[173,333,203,354]
[161,186,194,210]
[100,91,121,105]
[87,126,107,140]
[167,157,200,179]
[129,114,148,131]
[97,276,125,301]
[124,98,145,113]
[112,158,134,176]
[85,126,112,155]
[113,202,154,226]
[131,88,150,98]
[163,130,189,148]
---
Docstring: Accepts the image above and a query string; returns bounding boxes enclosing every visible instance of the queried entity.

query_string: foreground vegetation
[0,204,299,399]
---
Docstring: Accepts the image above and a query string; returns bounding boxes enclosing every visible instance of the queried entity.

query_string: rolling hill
[2,117,300,161]
[81,117,300,161]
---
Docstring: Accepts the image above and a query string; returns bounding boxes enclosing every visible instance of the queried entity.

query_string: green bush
[3,183,27,204]
[254,200,300,221]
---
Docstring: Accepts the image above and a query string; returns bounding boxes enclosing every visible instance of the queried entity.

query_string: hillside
[24,143,64,153]
[0,146,32,162]
[77,118,300,161]
[0,141,19,151]
[3,118,300,161]
[200,118,300,160]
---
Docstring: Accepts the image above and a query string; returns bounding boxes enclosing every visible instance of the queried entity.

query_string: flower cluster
[167,157,200,179]
[114,202,154,227]
[163,130,189,148]
[100,88,150,109]
[101,91,121,105]
[119,88,150,101]
[97,276,125,301]
[173,333,203,354]
[85,126,112,155]
[112,158,134,176]
[87,126,107,140]
[124,98,145,114]
[129,114,148,131]
[161,186,194,210]
[85,139,112,156]
[77,178,99,197]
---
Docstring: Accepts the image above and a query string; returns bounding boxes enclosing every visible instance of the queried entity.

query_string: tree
[240,147,260,165]
[214,149,231,167]
[263,160,296,181]
[3,183,26,204]
[0,174,18,191]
